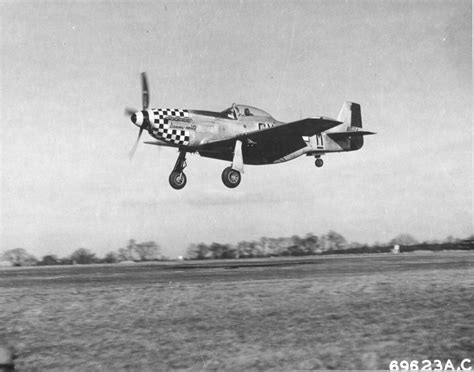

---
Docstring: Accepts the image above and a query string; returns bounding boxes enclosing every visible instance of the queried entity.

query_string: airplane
[125,73,375,190]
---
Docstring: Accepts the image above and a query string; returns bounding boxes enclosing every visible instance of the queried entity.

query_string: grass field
[0,252,473,370]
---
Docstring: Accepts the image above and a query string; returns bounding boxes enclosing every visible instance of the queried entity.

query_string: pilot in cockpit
[226,103,239,119]
[226,104,236,119]
[233,104,240,118]
[244,108,253,116]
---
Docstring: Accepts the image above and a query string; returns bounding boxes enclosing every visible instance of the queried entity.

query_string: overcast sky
[0,0,471,258]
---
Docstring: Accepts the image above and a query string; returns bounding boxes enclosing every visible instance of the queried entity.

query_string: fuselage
[131,104,358,165]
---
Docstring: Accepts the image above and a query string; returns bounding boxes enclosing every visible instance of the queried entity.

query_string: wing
[278,116,343,136]
[196,117,342,162]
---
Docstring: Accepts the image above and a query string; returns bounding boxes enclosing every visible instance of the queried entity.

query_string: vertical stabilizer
[334,101,364,150]
[337,101,362,128]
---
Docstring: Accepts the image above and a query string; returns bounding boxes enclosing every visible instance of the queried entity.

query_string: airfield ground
[0,252,472,370]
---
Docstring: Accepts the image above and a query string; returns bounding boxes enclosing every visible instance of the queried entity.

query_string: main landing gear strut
[221,139,243,188]
[169,140,245,190]
[169,150,187,190]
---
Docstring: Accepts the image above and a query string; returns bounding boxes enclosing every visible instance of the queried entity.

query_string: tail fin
[337,101,362,128]
[331,101,369,151]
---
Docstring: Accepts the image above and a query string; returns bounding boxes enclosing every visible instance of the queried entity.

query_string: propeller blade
[141,72,149,109]
[127,72,151,159]
[128,119,150,160]
[128,139,139,160]
[124,107,137,116]
[128,126,144,160]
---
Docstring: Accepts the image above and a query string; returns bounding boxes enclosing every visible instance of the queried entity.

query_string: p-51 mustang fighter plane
[125,73,375,190]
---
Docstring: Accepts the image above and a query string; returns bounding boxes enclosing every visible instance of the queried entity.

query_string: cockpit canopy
[220,104,273,120]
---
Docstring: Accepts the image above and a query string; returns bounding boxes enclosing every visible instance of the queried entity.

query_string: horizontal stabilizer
[327,130,375,140]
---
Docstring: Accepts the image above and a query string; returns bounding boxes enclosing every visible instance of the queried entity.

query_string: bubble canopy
[220,104,273,120]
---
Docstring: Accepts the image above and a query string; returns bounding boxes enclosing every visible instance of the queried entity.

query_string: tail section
[329,101,374,151]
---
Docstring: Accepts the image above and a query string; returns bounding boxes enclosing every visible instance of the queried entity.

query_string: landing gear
[315,157,324,168]
[222,166,241,188]
[168,149,244,189]
[169,150,187,190]
[169,172,187,190]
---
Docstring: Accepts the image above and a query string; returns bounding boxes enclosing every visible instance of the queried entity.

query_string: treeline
[1,233,473,267]
[0,239,162,267]
[186,232,474,260]
[187,231,348,259]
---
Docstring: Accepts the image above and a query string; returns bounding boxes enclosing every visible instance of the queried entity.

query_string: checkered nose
[131,111,144,128]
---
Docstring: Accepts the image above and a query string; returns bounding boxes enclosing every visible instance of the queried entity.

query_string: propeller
[126,72,151,159]
[141,72,149,110]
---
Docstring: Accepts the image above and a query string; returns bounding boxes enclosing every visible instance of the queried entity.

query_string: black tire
[315,158,324,168]
[169,172,187,190]
[221,167,241,188]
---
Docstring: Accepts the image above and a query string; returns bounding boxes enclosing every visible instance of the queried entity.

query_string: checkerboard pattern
[150,109,190,146]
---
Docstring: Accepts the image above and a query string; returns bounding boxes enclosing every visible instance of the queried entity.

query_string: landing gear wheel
[315,158,324,168]
[169,172,187,190]
[169,150,188,190]
[222,167,241,188]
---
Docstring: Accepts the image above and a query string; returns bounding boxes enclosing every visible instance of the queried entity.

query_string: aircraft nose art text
[150,108,191,146]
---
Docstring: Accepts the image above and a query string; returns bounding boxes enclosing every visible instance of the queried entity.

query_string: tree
[38,254,60,266]
[117,239,161,261]
[1,248,38,266]
[210,242,234,259]
[185,244,199,260]
[302,234,321,255]
[117,239,139,261]
[284,235,304,256]
[389,234,418,246]
[259,237,282,257]
[134,241,161,261]
[103,251,119,264]
[320,231,347,251]
[186,243,212,260]
[59,257,73,265]
[117,247,134,261]
[70,248,96,265]
[237,241,262,258]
